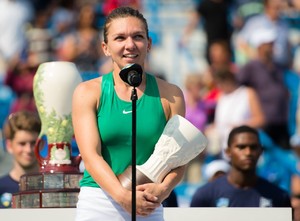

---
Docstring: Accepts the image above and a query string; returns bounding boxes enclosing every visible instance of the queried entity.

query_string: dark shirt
[162,190,178,207]
[197,0,232,44]
[237,60,289,125]
[190,175,291,207]
[0,174,19,208]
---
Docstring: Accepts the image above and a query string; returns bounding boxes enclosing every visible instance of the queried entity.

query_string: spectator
[202,40,237,124]
[211,68,265,157]
[49,0,77,54]
[0,0,34,73]
[207,39,236,73]
[190,125,291,207]
[255,130,297,194]
[102,0,141,16]
[231,0,264,31]
[203,159,230,182]
[56,3,102,76]
[180,0,233,64]
[235,0,292,68]
[4,59,38,113]
[183,73,208,184]
[184,73,208,132]
[25,5,55,66]
[0,111,41,208]
[236,27,290,149]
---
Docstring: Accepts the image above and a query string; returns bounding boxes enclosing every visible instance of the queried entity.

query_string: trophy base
[12,172,83,208]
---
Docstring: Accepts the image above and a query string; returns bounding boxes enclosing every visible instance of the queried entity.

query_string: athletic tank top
[215,86,251,150]
[80,72,167,187]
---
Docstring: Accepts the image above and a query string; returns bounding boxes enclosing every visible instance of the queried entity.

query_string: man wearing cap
[236,26,290,150]
[203,159,230,182]
[236,0,291,69]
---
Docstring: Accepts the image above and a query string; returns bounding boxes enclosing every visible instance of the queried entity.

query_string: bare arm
[136,79,186,202]
[246,87,265,128]
[156,82,186,200]
[72,79,159,215]
[158,78,186,119]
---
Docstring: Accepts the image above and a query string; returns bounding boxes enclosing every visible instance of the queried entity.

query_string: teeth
[124,54,137,58]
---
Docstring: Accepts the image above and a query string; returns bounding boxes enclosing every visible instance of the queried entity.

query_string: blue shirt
[0,174,19,208]
[190,175,291,207]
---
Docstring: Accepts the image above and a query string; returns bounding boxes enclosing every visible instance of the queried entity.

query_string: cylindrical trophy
[118,115,208,189]
[12,61,83,208]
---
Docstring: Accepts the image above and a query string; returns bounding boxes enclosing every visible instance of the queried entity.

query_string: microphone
[119,63,143,87]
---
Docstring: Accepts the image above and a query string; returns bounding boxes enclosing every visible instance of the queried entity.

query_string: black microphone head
[119,63,143,87]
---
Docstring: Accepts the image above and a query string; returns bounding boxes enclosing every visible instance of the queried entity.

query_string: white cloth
[75,187,164,221]
[215,86,251,151]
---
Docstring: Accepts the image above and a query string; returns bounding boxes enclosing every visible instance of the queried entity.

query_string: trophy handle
[71,154,82,168]
[118,166,153,190]
[34,138,45,164]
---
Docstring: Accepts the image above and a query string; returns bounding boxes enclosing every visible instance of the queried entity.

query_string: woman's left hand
[136,183,170,204]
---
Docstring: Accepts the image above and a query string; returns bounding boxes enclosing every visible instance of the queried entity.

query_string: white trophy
[13,61,83,208]
[118,115,208,189]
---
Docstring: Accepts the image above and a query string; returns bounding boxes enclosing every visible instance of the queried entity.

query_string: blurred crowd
[0,0,300,217]
[180,1,300,220]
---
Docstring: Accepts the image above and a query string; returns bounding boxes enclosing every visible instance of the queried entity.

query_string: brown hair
[212,68,236,83]
[103,6,149,43]
[3,111,41,140]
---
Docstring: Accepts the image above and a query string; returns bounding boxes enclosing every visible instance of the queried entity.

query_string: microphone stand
[119,63,143,221]
[131,86,138,221]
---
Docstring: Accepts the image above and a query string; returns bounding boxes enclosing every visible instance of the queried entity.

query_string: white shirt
[215,86,251,151]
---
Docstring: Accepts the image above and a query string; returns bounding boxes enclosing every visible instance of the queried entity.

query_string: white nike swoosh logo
[123,110,132,114]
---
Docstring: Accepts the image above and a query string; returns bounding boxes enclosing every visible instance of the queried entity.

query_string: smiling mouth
[123,54,138,58]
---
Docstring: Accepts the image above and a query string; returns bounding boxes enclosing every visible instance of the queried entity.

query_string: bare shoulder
[73,77,102,108]
[155,77,184,98]
[245,86,258,98]
[155,77,185,118]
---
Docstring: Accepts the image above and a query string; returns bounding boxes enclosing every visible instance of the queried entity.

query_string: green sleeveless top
[80,72,167,187]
